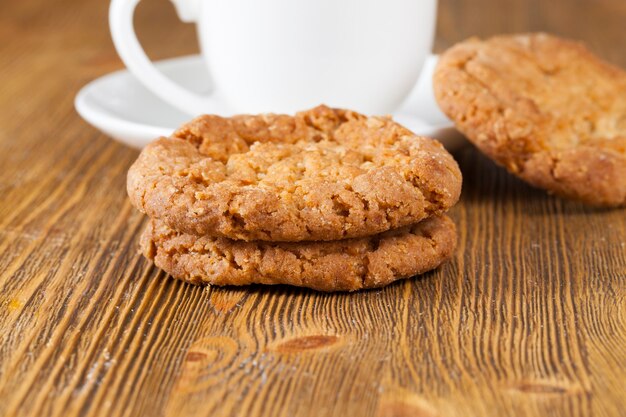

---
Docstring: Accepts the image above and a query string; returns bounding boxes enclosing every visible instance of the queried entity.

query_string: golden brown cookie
[128,105,462,241]
[140,215,457,292]
[434,33,626,206]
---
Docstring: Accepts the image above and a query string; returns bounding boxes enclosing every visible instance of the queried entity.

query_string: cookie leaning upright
[434,33,626,207]
[127,105,462,241]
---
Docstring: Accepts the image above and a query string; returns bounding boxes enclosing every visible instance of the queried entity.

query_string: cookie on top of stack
[127,105,462,291]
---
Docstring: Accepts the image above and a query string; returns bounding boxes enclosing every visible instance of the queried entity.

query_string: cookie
[141,215,457,292]
[434,33,626,206]
[127,105,462,241]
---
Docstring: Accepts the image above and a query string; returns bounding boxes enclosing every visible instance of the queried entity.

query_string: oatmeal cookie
[128,105,462,241]
[141,215,457,292]
[434,33,626,206]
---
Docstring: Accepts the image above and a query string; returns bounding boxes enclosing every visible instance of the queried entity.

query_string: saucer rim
[75,54,460,149]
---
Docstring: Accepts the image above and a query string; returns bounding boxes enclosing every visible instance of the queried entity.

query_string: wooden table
[1,0,625,416]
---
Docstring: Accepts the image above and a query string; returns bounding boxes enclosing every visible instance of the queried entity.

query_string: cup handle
[109,0,229,116]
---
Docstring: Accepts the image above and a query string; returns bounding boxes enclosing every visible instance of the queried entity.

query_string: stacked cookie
[127,106,462,291]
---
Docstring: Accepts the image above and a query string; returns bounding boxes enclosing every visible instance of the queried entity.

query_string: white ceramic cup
[110,0,437,115]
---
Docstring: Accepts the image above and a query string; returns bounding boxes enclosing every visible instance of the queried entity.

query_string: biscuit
[141,215,457,292]
[434,33,626,206]
[127,105,462,241]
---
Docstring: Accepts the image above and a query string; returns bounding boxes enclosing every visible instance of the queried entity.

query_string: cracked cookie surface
[127,105,462,241]
[434,33,626,206]
[141,215,457,292]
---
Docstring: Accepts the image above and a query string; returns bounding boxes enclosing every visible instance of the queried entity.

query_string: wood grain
[0,0,625,416]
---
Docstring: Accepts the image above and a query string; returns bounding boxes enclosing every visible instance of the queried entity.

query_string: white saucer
[75,54,463,150]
